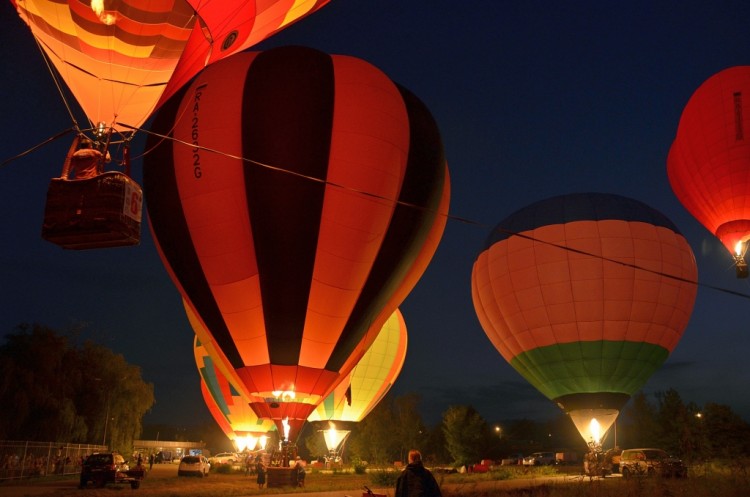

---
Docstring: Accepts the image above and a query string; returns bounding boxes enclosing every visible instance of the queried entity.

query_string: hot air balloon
[143,46,450,443]
[195,334,276,452]
[308,309,407,424]
[12,0,332,132]
[668,66,750,278]
[14,0,332,250]
[307,309,407,458]
[471,193,697,450]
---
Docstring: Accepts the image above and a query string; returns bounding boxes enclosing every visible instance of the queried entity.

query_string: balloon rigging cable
[2,120,749,302]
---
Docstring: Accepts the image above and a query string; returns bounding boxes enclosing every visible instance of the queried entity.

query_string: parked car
[209,452,240,465]
[619,448,687,478]
[79,452,144,489]
[501,453,524,465]
[522,452,556,466]
[178,455,211,477]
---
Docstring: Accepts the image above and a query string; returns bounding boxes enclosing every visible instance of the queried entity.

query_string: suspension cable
[117,121,750,301]
[0,127,77,168]
[30,36,81,131]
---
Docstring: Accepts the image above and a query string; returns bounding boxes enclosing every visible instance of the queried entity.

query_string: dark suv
[619,448,687,478]
[79,452,144,489]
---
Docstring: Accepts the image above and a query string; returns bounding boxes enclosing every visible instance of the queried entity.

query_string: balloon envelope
[194,334,276,450]
[144,46,449,439]
[12,0,331,130]
[668,66,750,266]
[308,309,408,424]
[471,193,697,445]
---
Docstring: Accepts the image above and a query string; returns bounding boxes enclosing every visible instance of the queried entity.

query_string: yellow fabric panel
[308,309,407,422]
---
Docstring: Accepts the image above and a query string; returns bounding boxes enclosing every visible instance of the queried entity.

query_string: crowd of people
[0,447,81,479]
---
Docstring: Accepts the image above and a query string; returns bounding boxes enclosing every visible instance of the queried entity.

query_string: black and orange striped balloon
[144,46,449,439]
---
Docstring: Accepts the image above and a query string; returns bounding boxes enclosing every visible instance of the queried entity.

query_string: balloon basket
[266,467,297,488]
[41,172,142,250]
[736,260,748,279]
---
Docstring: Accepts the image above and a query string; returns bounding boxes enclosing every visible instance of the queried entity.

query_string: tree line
[0,323,154,454]
[306,389,750,466]
[4,323,749,467]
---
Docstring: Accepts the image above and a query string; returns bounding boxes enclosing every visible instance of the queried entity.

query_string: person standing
[255,456,266,489]
[395,450,441,497]
[67,138,109,180]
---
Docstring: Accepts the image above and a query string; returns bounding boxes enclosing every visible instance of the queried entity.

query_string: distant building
[133,440,206,461]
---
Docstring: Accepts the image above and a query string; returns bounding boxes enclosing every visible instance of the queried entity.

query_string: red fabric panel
[668,66,750,254]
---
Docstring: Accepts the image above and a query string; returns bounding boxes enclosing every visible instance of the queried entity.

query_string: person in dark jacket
[395,450,441,497]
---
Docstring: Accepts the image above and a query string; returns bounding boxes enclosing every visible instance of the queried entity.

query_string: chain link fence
[0,441,105,481]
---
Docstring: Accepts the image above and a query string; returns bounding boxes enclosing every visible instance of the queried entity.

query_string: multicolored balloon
[144,46,450,440]
[308,309,407,424]
[471,193,697,445]
[194,334,276,451]
[11,0,331,131]
[668,66,750,277]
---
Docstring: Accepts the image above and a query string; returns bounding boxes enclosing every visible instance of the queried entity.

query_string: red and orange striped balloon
[12,0,331,130]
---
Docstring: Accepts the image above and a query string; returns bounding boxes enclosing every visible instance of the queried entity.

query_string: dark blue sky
[2,1,750,429]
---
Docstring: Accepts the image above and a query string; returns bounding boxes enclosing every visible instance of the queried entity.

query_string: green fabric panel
[229,382,240,397]
[509,340,669,400]
[199,357,231,416]
[320,393,335,418]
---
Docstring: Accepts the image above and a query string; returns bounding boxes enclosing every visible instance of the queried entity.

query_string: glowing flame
[282,417,291,442]
[321,422,350,453]
[235,435,258,452]
[271,389,297,401]
[569,409,618,448]
[736,241,745,256]
[589,418,602,444]
[324,422,339,451]
[90,0,116,25]
[259,435,268,450]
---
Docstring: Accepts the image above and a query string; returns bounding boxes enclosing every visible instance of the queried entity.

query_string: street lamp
[103,395,111,446]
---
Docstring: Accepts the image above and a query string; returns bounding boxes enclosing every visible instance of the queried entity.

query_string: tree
[654,388,691,455]
[442,405,490,467]
[0,323,154,452]
[701,402,750,459]
[619,391,659,448]
[348,395,400,464]
[421,422,450,464]
[392,394,427,462]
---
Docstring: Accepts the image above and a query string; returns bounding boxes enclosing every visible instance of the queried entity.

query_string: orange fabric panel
[474,219,697,352]
[345,164,451,376]
[299,57,409,368]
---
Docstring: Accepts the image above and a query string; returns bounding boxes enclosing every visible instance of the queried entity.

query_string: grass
[4,462,750,497]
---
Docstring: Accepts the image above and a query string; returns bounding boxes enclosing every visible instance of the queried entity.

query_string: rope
[119,123,750,303]
[0,127,77,168]
[31,36,81,131]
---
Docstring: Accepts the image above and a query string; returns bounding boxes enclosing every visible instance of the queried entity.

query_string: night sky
[2,1,750,430]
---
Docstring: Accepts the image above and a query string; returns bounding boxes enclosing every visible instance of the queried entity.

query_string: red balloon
[668,66,750,275]
[143,46,449,440]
